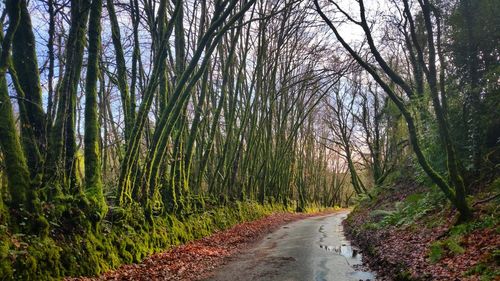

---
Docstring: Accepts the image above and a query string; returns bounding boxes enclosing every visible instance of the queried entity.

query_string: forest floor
[344,178,500,281]
[66,210,338,281]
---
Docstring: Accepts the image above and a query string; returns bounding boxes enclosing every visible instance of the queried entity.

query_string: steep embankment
[0,202,294,280]
[344,178,499,280]
[0,201,333,280]
[66,210,338,281]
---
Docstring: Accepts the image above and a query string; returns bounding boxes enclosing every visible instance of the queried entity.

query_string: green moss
[428,232,465,263]
[0,201,321,280]
[446,238,465,255]
[34,215,49,238]
[429,242,444,263]
[427,213,499,265]
[429,237,464,262]
[11,236,62,280]
[465,262,500,281]
[0,237,13,279]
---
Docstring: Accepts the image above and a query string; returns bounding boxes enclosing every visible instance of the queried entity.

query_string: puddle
[319,244,361,261]
[349,270,376,280]
[317,221,376,280]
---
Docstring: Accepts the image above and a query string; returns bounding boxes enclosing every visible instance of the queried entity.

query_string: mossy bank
[0,201,310,280]
[343,177,499,281]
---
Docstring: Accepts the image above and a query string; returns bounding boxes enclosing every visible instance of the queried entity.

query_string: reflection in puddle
[318,244,374,280]
[317,221,376,280]
[319,244,360,260]
[349,270,376,280]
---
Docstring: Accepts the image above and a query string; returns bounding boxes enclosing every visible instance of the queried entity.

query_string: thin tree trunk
[84,0,107,219]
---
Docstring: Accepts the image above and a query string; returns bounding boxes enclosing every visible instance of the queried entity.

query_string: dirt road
[205,210,375,281]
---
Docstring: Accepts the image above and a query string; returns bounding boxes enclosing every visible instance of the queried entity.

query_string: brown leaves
[68,211,329,281]
[424,228,500,281]
[344,183,499,281]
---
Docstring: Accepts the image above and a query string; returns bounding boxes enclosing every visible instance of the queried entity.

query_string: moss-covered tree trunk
[11,0,46,177]
[46,0,91,194]
[106,0,133,142]
[0,0,31,215]
[139,0,256,210]
[84,0,107,219]
[116,0,182,206]
[420,0,472,221]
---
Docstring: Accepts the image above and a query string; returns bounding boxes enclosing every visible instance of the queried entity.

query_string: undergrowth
[429,212,499,264]
[345,175,499,281]
[367,185,447,229]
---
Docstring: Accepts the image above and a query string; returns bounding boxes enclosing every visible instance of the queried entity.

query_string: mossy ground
[0,200,314,280]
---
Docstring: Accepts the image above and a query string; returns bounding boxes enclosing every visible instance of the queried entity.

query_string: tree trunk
[84,0,107,220]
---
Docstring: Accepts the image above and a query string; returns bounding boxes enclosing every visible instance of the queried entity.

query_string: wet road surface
[205,210,375,281]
